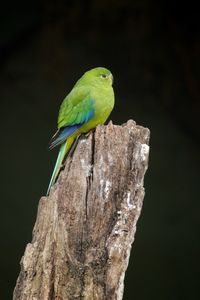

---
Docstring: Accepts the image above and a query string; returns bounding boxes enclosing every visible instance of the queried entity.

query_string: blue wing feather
[49,125,82,149]
[49,106,95,150]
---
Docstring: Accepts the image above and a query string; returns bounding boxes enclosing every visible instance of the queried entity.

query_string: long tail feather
[46,142,66,195]
[46,136,76,195]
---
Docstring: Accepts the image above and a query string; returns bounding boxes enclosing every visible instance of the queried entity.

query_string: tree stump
[13,120,150,300]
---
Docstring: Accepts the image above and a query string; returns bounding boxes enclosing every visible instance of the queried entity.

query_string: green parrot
[47,67,115,195]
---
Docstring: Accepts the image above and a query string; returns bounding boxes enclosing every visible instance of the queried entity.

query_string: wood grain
[13,120,150,300]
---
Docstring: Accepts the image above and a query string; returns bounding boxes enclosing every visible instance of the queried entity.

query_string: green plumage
[47,67,115,195]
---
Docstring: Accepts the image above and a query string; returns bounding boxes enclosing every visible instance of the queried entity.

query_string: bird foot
[84,129,95,138]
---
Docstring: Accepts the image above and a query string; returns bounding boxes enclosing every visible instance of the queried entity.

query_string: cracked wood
[13,120,150,300]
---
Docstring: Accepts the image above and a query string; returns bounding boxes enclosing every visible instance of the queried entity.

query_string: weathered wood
[13,120,150,300]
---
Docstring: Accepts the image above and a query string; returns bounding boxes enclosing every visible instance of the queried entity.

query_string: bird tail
[46,136,75,195]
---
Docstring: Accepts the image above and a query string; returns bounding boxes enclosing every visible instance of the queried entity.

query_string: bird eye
[100,74,107,78]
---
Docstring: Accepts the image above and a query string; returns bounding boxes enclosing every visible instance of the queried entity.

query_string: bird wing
[49,90,95,149]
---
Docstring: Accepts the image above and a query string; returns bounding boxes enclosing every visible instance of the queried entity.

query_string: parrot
[47,67,115,195]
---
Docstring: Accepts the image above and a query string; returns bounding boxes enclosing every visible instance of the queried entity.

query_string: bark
[13,120,150,300]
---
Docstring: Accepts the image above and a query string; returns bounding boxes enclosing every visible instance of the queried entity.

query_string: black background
[1,0,200,299]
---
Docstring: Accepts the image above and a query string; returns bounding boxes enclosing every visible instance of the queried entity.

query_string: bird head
[82,67,114,87]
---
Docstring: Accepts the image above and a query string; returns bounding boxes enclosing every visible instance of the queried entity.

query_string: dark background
[1,0,200,299]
